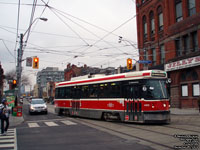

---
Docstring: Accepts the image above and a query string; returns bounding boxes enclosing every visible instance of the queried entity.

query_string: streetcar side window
[122,81,142,99]
[89,84,98,98]
[99,83,109,98]
[81,85,89,98]
[109,82,121,98]
[65,87,71,98]
[55,88,59,99]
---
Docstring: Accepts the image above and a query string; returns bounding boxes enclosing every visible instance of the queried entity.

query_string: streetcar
[54,70,170,123]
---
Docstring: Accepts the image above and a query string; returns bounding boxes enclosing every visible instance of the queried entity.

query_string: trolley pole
[16,33,23,105]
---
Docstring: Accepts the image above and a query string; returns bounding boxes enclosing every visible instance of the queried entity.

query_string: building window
[143,16,147,39]
[193,83,200,96]
[183,35,190,54]
[181,84,188,97]
[191,31,198,52]
[152,48,156,66]
[175,0,183,22]
[160,44,165,64]
[188,0,196,16]
[175,38,182,56]
[150,11,155,35]
[157,6,163,31]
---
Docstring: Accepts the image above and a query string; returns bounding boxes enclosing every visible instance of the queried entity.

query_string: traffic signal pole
[16,33,23,105]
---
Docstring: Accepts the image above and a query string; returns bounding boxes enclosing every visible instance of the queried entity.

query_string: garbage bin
[12,107,17,116]
[16,106,22,117]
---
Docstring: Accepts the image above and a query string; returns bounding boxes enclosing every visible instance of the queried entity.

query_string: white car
[29,98,48,115]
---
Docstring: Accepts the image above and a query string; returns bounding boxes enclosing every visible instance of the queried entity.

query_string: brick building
[0,63,4,101]
[136,0,200,108]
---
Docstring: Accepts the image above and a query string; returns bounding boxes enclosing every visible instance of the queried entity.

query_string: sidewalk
[9,115,24,127]
[170,108,200,115]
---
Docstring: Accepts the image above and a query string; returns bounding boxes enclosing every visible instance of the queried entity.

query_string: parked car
[29,98,48,115]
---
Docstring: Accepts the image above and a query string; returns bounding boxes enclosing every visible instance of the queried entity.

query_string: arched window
[143,16,147,39]
[157,6,163,31]
[149,11,155,35]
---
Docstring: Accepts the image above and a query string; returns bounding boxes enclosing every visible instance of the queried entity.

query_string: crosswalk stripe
[0,128,16,150]
[61,120,77,125]
[0,139,14,143]
[28,123,39,128]
[0,135,14,139]
[44,122,59,127]
[0,144,14,148]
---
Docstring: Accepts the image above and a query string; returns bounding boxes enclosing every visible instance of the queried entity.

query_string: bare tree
[5,70,30,86]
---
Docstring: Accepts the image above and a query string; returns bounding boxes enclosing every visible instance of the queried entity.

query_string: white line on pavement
[28,123,40,128]
[44,122,59,127]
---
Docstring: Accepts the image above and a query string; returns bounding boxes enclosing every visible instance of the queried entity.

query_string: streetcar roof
[56,70,167,87]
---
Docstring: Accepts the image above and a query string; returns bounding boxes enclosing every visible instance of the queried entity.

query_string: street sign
[137,60,152,64]
[26,57,32,67]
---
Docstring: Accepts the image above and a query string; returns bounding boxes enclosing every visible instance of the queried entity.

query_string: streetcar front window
[141,80,168,100]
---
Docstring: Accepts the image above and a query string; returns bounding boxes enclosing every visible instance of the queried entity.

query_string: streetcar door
[124,83,142,121]
[71,86,81,116]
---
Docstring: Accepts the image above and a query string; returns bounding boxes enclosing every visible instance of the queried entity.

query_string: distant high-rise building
[36,67,64,98]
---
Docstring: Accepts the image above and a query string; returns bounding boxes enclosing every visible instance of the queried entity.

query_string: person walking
[0,99,10,136]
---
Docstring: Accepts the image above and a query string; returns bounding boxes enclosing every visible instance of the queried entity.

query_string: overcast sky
[0,0,138,86]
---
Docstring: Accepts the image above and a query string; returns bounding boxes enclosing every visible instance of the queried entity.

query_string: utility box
[12,107,17,116]
[16,106,22,117]
[12,106,22,117]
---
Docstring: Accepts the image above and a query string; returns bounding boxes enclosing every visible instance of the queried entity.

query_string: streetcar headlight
[163,104,166,107]
[152,104,155,109]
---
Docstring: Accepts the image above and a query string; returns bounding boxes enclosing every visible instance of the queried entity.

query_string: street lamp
[16,17,48,105]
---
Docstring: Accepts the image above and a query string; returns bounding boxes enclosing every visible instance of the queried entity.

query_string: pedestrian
[0,99,10,136]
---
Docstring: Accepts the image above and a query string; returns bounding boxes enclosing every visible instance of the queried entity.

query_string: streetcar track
[121,123,200,134]
[163,125,200,133]
[77,118,174,150]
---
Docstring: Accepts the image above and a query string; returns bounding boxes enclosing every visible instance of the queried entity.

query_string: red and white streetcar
[54,70,170,123]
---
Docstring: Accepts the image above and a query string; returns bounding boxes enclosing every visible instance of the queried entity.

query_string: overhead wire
[14,0,21,65]
[24,0,38,45]
[52,8,135,57]
[0,39,15,59]
[40,0,138,64]
[43,2,90,46]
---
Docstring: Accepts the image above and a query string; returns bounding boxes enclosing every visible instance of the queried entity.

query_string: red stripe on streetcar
[142,72,151,76]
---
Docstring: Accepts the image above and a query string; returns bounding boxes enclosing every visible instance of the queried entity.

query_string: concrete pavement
[9,104,200,127]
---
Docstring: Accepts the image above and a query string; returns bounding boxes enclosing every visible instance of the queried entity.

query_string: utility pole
[16,33,23,105]
[16,18,48,105]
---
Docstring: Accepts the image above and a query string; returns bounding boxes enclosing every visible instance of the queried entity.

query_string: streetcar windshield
[141,79,168,100]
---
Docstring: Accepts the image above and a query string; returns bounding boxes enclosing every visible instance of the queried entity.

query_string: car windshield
[31,100,45,104]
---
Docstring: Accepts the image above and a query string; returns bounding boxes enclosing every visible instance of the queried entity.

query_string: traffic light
[33,57,39,69]
[12,79,17,89]
[127,58,133,70]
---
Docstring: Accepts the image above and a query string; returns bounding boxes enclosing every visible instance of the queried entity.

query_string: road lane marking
[44,122,59,127]
[61,120,77,125]
[28,123,40,128]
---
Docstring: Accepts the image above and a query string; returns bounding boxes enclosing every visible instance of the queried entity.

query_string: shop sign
[165,56,200,72]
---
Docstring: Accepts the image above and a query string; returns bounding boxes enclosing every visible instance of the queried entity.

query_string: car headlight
[30,106,35,110]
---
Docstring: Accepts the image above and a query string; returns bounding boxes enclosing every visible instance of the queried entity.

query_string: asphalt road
[16,101,154,150]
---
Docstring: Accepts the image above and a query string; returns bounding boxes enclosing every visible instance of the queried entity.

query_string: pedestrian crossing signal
[33,57,39,69]
[127,58,133,70]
